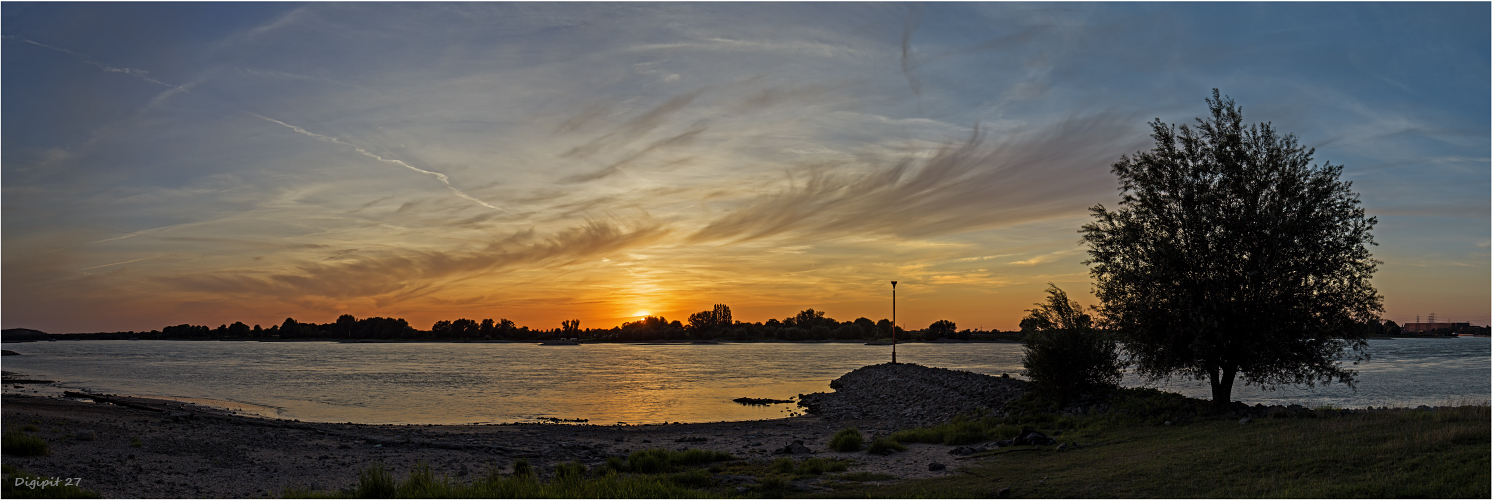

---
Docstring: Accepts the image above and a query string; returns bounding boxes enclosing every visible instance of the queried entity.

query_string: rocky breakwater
[797,363,1028,428]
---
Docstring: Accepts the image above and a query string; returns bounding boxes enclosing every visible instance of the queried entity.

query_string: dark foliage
[1082,90,1381,406]
[1020,284,1123,402]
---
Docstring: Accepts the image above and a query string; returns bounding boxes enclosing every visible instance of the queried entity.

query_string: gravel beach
[3,363,1031,498]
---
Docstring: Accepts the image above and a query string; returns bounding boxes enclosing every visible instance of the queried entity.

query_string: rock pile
[797,363,1028,428]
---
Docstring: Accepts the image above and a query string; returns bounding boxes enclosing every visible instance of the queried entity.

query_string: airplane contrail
[78,256,162,272]
[4,35,175,87]
[6,35,507,214]
[250,113,510,213]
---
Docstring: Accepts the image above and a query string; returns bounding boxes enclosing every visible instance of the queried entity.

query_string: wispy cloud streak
[690,112,1146,243]
[78,256,161,272]
[250,113,510,213]
[5,36,175,87]
[167,218,669,300]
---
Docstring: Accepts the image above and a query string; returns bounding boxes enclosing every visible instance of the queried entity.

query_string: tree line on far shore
[35,305,1026,343]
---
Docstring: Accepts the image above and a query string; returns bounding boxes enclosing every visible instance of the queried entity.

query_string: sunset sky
[3,3,1488,334]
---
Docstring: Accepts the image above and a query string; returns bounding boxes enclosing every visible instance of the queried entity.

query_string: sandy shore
[3,393,967,498]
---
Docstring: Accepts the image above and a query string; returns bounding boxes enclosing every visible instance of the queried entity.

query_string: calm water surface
[2,338,1486,424]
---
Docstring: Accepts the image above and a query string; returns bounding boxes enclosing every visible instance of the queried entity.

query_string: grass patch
[1,465,100,499]
[794,457,849,476]
[865,437,907,455]
[607,448,737,474]
[285,461,713,498]
[21,425,39,432]
[828,427,864,452]
[768,457,851,477]
[2,431,49,456]
[890,414,1021,445]
[830,471,898,482]
[826,404,1492,498]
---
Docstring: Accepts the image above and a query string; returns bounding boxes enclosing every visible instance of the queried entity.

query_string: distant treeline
[17,305,1024,342]
[7,308,1468,343]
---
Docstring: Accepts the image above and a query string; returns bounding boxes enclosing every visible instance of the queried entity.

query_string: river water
[2,338,1486,424]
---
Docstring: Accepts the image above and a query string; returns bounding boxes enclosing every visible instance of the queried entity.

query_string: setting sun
[634,311,650,318]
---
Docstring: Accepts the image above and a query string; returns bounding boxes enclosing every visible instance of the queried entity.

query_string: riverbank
[0,392,961,498]
[4,362,1489,498]
[0,362,1029,497]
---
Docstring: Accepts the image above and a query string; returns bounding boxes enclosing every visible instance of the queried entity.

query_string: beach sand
[3,393,965,498]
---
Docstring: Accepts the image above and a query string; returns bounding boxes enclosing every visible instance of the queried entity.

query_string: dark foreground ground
[3,362,1489,499]
[2,394,968,498]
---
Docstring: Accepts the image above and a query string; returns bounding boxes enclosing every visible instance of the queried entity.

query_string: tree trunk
[1209,366,1237,407]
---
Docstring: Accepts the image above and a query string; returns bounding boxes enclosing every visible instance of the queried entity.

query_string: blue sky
[3,2,1488,333]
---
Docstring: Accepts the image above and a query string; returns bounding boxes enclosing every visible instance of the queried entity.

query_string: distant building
[1402,322,1471,333]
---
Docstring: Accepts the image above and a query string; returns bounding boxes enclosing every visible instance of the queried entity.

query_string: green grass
[865,437,907,455]
[2,431,50,456]
[829,472,899,482]
[768,457,850,477]
[889,414,1024,445]
[793,457,849,476]
[820,404,1492,498]
[1,465,100,499]
[287,449,740,499]
[828,427,864,452]
[607,448,737,474]
[285,461,711,498]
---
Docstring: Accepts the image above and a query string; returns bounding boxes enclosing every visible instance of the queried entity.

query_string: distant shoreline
[0,337,1025,345]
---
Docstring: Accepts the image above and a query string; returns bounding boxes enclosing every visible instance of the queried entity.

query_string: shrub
[554,461,587,481]
[511,459,533,478]
[828,427,864,452]
[866,437,907,455]
[770,457,795,474]
[2,432,49,457]
[604,456,627,473]
[398,463,445,496]
[1020,284,1123,402]
[354,462,396,498]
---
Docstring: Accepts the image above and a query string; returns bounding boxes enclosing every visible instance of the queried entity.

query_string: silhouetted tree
[431,320,453,337]
[1020,284,1123,401]
[854,317,876,338]
[1082,90,1381,407]
[790,309,834,330]
[450,318,479,338]
[687,310,718,338]
[280,318,301,339]
[928,320,956,339]
[1383,320,1401,336]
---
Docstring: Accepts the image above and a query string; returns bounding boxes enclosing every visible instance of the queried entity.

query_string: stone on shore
[773,440,813,454]
[797,363,1028,427]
